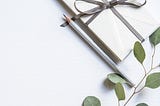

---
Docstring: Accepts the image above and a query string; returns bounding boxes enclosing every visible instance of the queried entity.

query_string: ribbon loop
[74,0,105,15]
[119,0,147,8]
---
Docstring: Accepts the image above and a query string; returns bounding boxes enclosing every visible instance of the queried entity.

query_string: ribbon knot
[98,0,118,9]
[109,0,119,7]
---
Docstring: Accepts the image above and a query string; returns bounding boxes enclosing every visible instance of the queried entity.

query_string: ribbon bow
[74,0,146,15]
[62,0,147,42]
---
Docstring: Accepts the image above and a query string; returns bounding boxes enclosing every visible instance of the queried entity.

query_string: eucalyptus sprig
[82,27,160,106]
[123,27,160,106]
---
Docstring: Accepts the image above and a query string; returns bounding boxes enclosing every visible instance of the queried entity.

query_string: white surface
[0,0,160,106]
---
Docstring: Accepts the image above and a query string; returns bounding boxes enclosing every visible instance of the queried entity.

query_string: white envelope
[61,0,160,63]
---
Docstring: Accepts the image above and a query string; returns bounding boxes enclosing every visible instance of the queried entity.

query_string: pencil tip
[60,22,69,27]
[60,24,64,27]
[63,14,65,18]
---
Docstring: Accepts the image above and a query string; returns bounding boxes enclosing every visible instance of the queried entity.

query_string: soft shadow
[135,89,148,100]
[103,78,115,90]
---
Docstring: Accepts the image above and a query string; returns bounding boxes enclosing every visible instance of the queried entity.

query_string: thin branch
[118,100,120,106]
[152,65,160,70]
[135,74,146,89]
[142,64,147,75]
[147,65,159,75]
[124,88,136,106]
[151,46,156,69]
[135,86,145,93]
[123,63,147,106]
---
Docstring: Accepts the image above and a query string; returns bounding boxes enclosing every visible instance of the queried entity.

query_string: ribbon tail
[85,12,101,25]
[110,7,145,42]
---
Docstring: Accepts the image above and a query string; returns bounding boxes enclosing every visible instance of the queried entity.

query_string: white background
[0,0,160,106]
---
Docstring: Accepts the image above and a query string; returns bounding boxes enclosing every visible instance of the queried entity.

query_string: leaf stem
[124,88,136,106]
[150,46,156,69]
[118,100,120,106]
[123,75,146,106]
[142,64,147,75]
[135,86,145,93]
[147,47,158,75]
[123,46,158,106]
[124,63,147,106]
[147,65,159,75]
[136,74,146,89]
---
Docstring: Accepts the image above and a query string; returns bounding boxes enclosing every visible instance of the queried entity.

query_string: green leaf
[136,103,148,106]
[114,83,125,101]
[145,72,160,89]
[149,27,160,46]
[83,96,101,106]
[107,73,127,84]
[133,41,145,64]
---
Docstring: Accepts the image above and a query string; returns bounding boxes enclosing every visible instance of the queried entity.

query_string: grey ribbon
[61,0,147,42]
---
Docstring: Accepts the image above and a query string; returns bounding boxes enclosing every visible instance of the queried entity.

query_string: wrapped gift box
[60,0,159,63]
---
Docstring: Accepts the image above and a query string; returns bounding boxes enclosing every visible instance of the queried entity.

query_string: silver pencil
[62,15,134,87]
